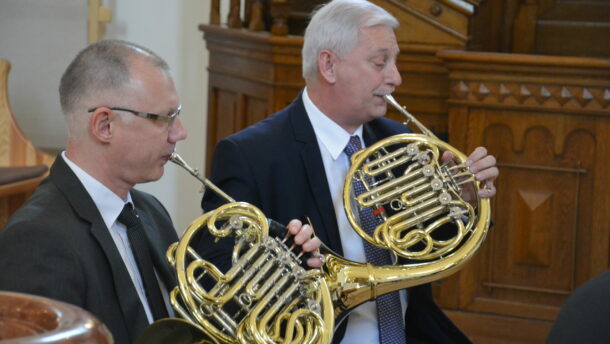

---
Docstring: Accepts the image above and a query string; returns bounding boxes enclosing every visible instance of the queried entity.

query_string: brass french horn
[136,94,490,344]
[137,154,335,344]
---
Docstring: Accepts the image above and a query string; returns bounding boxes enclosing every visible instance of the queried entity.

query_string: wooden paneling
[200,26,304,174]
[468,0,610,57]
[535,0,610,57]
[436,50,610,343]
[445,310,552,344]
[375,0,473,46]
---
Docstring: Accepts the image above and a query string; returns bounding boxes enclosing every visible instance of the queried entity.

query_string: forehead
[129,59,172,88]
[122,59,179,108]
[353,25,399,56]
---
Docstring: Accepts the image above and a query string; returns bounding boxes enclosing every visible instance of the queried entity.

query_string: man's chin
[143,168,165,183]
[371,105,388,119]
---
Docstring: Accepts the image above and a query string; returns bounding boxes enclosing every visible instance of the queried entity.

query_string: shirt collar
[303,87,364,160]
[61,151,132,229]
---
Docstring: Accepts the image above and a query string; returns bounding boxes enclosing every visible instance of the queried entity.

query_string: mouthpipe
[169,152,235,203]
[169,152,322,266]
[383,94,437,139]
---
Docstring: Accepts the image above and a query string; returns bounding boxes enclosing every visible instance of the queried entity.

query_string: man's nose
[387,62,402,87]
[168,117,187,142]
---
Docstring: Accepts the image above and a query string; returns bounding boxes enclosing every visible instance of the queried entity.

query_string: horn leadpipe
[169,152,235,203]
[384,94,438,139]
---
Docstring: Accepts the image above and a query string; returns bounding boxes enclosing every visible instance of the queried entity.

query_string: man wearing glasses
[0,39,322,344]
[0,39,186,344]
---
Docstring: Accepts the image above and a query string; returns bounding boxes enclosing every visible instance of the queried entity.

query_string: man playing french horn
[0,39,324,344]
[201,0,498,343]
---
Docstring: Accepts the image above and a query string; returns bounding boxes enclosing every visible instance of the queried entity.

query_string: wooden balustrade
[207,0,326,36]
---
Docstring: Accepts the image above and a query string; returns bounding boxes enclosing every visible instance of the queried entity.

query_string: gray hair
[302,0,399,83]
[59,39,170,114]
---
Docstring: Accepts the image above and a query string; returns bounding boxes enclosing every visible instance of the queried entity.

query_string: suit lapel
[50,156,149,340]
[288,96,344,254]
[363,121,381,147]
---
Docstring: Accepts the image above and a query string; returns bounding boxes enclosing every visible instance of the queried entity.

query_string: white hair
[302,0,399,83]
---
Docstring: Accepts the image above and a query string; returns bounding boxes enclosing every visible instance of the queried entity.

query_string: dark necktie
[118,203,169,321]
[344,135,407,344]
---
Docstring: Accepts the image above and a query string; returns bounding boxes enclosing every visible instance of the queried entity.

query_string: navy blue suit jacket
[200,93,470,343]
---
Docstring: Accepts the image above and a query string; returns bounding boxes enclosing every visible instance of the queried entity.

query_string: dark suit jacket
[0,156,178,344]
[200,94,470,343]
[547,269,610,343]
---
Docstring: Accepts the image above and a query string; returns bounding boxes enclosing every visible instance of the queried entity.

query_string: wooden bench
[0,59,54,228]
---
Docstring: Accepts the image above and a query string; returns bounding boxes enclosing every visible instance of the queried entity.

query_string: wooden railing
[209,0,321,36]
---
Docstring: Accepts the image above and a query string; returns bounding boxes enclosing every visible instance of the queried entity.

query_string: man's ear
[318,50,337,84]
[89,108,114,143]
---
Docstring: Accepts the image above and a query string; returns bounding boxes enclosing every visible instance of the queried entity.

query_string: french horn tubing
[136,94,490,344]
[136,154,335,344]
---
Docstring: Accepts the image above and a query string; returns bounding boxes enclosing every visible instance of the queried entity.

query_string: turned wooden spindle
[248,0,265,31]
[210,0,220,25]
[270,0,291,36]
[228,0,243,29]
[243,0,252,28]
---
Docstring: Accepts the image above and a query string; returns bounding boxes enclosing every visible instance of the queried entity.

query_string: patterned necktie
[344,136,407,344]
[118,203,168,320]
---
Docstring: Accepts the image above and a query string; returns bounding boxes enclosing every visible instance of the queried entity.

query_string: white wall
[0,1,234,233]
[0,0,85,149]
[104,0,209,233]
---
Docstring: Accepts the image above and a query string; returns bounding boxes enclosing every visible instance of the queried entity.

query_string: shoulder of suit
[222,95,304,144]
[131,189,161,208]
[1,184,82,240]
[221,110,295,148]
[6,179,69,221]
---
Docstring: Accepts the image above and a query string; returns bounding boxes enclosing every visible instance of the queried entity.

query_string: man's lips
[161,154,173,163]
[373,88,395,98]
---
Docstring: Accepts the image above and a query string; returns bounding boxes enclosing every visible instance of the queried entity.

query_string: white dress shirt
[303,89,407,344]
[62,151,171,323]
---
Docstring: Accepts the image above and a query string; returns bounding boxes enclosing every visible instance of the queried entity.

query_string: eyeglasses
[87,105,182,128]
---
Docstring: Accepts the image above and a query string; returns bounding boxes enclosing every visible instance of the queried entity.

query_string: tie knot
[118,203,139,228]
[344,136,363,158]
